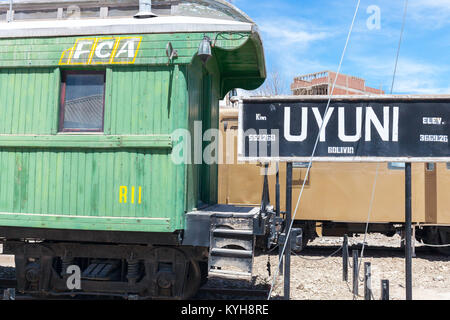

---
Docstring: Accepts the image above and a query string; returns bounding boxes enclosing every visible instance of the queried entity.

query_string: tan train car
[218,108,450,251]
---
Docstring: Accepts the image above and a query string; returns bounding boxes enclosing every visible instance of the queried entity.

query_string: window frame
[388,162,405,170]
[59,70,106,133]
[293,162,311,169]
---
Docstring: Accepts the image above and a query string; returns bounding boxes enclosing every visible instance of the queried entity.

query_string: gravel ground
[201,233,450,300]
[2,235,450,300]
[252,233,450,300]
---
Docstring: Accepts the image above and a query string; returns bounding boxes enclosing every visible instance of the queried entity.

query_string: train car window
[388,162,405,170]
[426,163,435,171]
[59,71,105,132]
[447,163,450,170]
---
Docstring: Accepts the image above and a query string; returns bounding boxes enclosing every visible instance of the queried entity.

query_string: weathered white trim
[0,0,254,24]
[238,156,450,163]
[0,16,253,38]
[0,211,169,221]
[233,94,450,103]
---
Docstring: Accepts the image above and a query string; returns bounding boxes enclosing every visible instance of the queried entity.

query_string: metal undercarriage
[1,204,275,299]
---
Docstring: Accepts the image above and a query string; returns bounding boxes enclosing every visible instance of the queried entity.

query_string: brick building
[291,70,384,95]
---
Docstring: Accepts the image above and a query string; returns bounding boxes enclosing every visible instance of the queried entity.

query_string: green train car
[0,0,267,298]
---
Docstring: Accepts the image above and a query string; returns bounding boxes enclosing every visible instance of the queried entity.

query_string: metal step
[208,269,252,278]
[211,236,253,251]
[208,210,257,278]
[213,217,254,231]
[210,248,253,258]
[213,229,254,236]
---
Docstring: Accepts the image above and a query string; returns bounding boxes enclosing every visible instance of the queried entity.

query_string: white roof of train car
[0,0,257,38]
[0,15,255,38]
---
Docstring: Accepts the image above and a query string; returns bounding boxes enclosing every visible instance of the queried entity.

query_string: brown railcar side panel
[436,163,450,224]
[424,164,438,224]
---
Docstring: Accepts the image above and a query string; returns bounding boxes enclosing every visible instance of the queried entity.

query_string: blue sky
[233,0,450,94]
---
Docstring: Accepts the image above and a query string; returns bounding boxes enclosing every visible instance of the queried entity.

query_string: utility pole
[405,162,412,300]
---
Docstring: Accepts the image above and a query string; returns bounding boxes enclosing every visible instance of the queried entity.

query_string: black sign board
[238,96,450,162]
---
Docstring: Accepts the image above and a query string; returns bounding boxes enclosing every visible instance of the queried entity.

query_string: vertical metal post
[343,235,348,281]
[261,164,270,211]
[276,163,280,217]
[276,163,283,275]
[279,246,283,276]
[7,0,13,22]
[352,250,358,296]
[381,280,389,300]
[364,262,371,300]
[284,162,292,300]
[405,162,412,300]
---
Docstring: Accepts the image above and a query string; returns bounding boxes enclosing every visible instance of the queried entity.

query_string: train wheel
[181,259,202,299]
[292,221,316,253]
[420,226,450,256]
[199,261,209,287]
[436,227,450,255]
[292,234,310,254]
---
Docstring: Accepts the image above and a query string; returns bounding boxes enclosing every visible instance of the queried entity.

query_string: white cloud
[408,0,450,29]
[260,22,329,46]
[348,55,450,94]
[413,0,450,8]
[256,18,334,93]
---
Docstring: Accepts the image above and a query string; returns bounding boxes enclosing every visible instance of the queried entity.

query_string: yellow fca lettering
[119,186,142,204]
[116,39,138,59]
[72,39,95,63]
[60,36,142,65]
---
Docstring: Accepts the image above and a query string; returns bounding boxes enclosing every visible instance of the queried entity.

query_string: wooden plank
[0,212,171,232]
[0,134,172,148]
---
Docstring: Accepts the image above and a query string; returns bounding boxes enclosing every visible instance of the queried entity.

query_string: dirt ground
[251,233,450,300]
[203,233,450,300]
[1,234,450,300]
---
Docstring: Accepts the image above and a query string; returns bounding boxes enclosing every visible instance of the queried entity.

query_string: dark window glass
[60,71,105,132]
[447,163,450,170]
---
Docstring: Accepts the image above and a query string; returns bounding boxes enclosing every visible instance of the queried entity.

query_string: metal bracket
[166,42,178,65]
[6,10,14,23]
[278,228,303,252]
